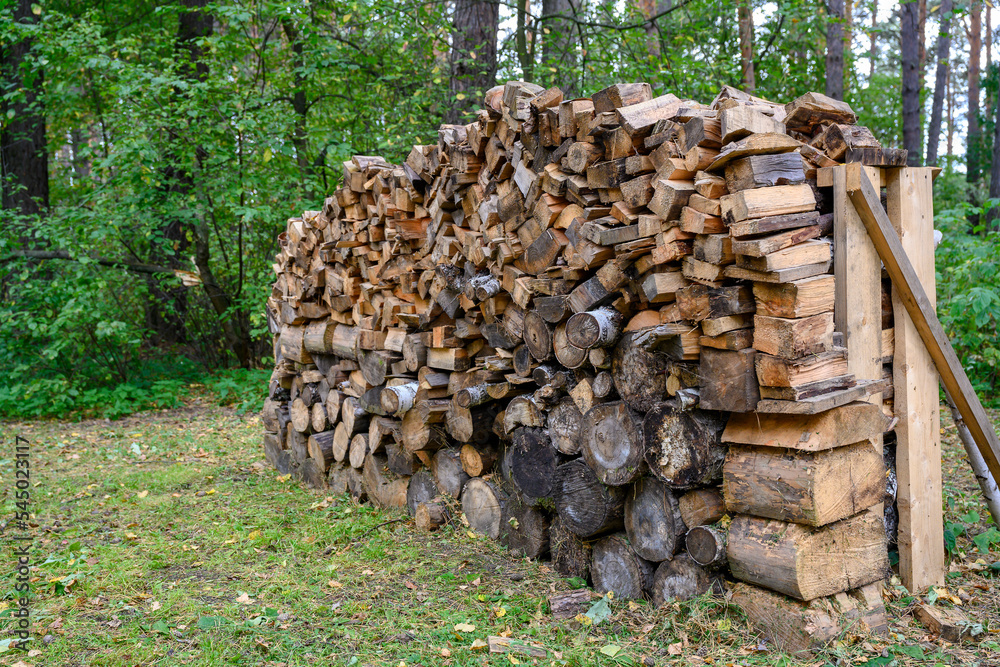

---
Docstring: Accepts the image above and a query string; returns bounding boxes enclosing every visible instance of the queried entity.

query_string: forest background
[2,0,997,419]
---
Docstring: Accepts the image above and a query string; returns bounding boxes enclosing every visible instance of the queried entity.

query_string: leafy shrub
[934,196,1000,404]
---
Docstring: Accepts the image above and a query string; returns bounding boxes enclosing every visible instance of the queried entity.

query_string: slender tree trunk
[638,0,671,60]
[737,0,755,93]
[541,0,576,95]
[826,0,845,99]
[925,0,953,167]
[988,92,1000,228]
[869,0,877,80]
[1,0,48,218]
[447,0,499,123]
[947,65,954,158]
[988,6,993,70]
[516,0,535,83]
[844,0,854,95]
[281,18,313,200]
[901,0,922,166]
[968,7,983,182]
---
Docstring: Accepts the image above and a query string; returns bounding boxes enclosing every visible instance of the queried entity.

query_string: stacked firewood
[261,81,902,652]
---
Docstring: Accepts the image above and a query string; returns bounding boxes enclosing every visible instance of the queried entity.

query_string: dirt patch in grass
[0,399,998,666]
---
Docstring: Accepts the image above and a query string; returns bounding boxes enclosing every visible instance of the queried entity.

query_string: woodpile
[262,81,904,653]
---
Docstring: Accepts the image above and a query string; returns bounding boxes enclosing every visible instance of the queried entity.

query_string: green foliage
[934,193,1000,404]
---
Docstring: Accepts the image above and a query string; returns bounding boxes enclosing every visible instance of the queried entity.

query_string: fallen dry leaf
[236,593,254,604]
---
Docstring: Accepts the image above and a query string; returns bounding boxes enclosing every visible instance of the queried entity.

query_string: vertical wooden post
[886,167,945,592]
[833,164,883,403]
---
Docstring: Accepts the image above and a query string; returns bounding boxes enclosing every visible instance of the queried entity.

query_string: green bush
[935,188,1000,405]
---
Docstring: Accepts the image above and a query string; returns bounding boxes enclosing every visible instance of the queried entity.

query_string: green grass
[0,399,998,666]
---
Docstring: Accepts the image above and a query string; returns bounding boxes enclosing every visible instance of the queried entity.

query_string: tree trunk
[968,6,983,181]
[947,65,954,157]
[540,0,576,96]
[925,0,953,167]
[447,0,499,124]
[900,0,922,166]
[1,0,48,218]
[825,0,845,100]
[869,0,877,80]
[737,0,756,93]
[281,18,313,199]
[516,0,535,83]
[987,91,1000,228]
[844,0,854,96]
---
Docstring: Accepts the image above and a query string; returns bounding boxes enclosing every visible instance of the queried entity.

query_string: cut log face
[643,404,728,489]
[500,491,551,560]
[699,348,760,413]
[406,470,440,517]
[611,330,668,413]
[591,533,655,600]
[651,554,714,605]
[726,510,889,601]
[462,478,507,540]
[581,401,648,486]
[550,516,593,580]
[723,441,885,526]
[508,427,559,499]
[432,447,471,499]
[624,476,686,562]
[554,459,627,538]
[548,397,584,455]
[686,524,728,568]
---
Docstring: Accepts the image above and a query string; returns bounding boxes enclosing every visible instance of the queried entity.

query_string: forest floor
[0,399,998,666]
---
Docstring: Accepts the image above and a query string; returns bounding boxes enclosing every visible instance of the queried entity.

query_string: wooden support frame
[885,167,944,592]
[845,163,1000,591]
[831,165,883,406]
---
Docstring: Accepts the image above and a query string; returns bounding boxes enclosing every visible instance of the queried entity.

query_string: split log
[348,433,369,469]
[721,402,890,452]
[729,581,886,655]
[723,441,884,526]
[726,510,889,600]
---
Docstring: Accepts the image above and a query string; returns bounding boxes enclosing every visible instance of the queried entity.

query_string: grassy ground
[0,399,998,666]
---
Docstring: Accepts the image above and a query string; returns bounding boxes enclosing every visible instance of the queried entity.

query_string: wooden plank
[846,163,1000,484]
[754,379,888,414]
[833,164,882,407]
[884,166,945,593]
